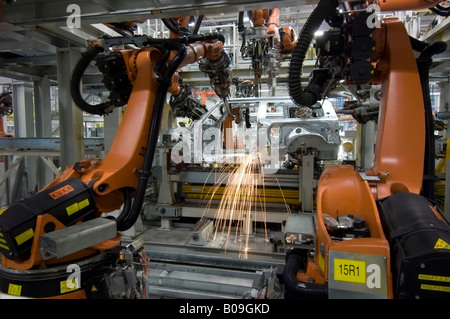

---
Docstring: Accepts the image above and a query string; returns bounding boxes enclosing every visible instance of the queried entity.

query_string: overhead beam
[2,0,315,28]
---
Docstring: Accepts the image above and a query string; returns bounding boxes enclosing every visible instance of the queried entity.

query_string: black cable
[70,46,114,115]
[415,40,447,201]
[115,41,187,231]
[193,15,204,35]
[288,0,338,107]
[430,4,450,16]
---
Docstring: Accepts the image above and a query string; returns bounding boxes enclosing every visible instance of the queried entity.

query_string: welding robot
[282,0,450,299]
[0,21,231,298]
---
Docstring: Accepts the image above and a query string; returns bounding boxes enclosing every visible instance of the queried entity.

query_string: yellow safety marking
[0,242,9,250]
[434,238,450,250]
[419,274,450,283]
[0,237,6,243]
[334,258,366,284]
[66,202,80,216]
[15,228,34,246]
[0,207,7,216]
[318,252,325,273]
[185,193,299,205]
[78,198,90,210]
[0,231,4,237]
[421,284,450,293]
[8,283,22,296]
[183,185,299,198]
[60,278,79,294]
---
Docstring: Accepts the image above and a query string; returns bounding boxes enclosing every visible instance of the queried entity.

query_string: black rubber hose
[430,4,450,17]
[245,108,251,129]
[288,0,337,107]
[70,46,114,115]
[238,12,245,33]
[115,42,187,231]
[283,252,328,299]
[410,36,429,52]
[162,18,181,35]
[193,15,204,35]
[415,40,447,201]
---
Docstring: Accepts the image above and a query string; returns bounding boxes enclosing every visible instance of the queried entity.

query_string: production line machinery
[142,95,342,225]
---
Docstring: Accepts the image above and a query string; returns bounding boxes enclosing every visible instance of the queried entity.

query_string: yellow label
[0,208,7,216]
[421,284,450,293]
[78,198,89,210]
[8,283,22,296]
[434,238,450,250]
[60,278,79,294]
[66,202,80,216]
[318,252,325,273]
[334,258,366,284]
[419,274,450,283]
[0,242,9,250]
[15,228,34,246]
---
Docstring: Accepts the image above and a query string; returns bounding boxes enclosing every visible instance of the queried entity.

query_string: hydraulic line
[70,33,225,117]
[287,0,337,107]
[70,32,225,230]
[193,15,204,35]
[70,46,115,115]
[430,4,450,16]
[415,40,447,201]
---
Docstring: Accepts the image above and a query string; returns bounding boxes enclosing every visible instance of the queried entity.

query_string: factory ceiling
[0,0,448,89]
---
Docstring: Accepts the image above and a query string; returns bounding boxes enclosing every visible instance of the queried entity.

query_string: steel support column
[34,75,55,188]
[11,83,35,200]
[56,48,84,169]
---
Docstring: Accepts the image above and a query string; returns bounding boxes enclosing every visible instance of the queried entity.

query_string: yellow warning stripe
[419,274,450,283]
[182,185,299,198]
[185,193,299,205]
[421,284,450,293]
[66,198,90,216]
[15,228,34,246]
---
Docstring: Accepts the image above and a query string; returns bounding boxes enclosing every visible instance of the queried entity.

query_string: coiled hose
[288,0,337,107]
[70,46,115,115]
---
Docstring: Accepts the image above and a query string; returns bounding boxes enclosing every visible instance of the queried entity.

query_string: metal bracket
[39,218,117,260]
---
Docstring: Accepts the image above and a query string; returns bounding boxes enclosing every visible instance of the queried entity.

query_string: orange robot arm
[375,0,445,11]
[284,0,448,300]
[0,32,231,268]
